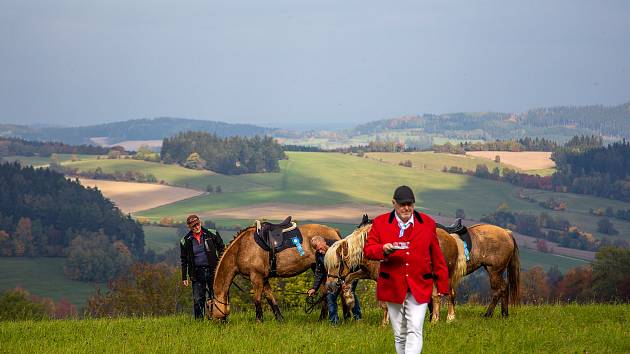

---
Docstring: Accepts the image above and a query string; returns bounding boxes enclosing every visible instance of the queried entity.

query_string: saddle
[436,218,472,260]
[253,216,302,277]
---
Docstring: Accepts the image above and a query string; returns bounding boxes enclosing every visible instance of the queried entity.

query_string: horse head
[206,295,230,321]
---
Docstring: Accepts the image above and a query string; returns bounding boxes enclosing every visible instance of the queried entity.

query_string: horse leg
[500,275,510,317]
[430,285,440,323]
[251,275,265,323]
[263,280,284,322]
[341,286,350,320]
[319,284,329,321]
[484,269,507,318]
[447,288,457,322]
[380,301,389,327]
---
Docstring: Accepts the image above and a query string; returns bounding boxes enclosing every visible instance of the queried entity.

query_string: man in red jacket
[364,186,449,354]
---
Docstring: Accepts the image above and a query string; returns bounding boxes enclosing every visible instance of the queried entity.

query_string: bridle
[208,293,230,319]
[326,246,350,291]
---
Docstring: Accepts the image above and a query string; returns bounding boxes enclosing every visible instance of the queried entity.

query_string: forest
[0,137,109,157]
[0,162,145,281]
[160,132,286,175]
[552,138,630,202]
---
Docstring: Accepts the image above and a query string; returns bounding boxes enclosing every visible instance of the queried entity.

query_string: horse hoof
[446,315,455,323]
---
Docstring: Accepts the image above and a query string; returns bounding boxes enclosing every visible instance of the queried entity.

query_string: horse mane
[213,225,255,281]
[445,232,467,288]
[345,224,371,268]
[323,224,371,270]
[324,240,343,271]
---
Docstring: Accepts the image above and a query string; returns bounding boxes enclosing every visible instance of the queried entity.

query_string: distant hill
[350,101,630,143]
[2,101,628,149]
[0,117,275,146]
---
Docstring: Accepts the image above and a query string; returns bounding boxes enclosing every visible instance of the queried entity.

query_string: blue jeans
[327,280,362,324]
[192,266,214,319]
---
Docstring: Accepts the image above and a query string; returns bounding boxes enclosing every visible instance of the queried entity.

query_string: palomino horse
[324,221,468,324]
[208,223,342,322]
[326,218,521,321]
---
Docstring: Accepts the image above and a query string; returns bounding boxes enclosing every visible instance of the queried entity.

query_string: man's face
[315,241,328,254]
[189,221,202,233]
[393,200,415,222]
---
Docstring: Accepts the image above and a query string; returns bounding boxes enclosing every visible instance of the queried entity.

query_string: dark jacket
[312,239,337,290]
[180,227,225,281]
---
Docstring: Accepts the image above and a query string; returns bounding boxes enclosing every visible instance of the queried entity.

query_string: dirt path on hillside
[78,178,205,213]
[203,202,391,224]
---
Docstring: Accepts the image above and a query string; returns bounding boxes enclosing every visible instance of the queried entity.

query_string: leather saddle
[255,216,296,251]
[254,216,301,277]
[436,218,472,258]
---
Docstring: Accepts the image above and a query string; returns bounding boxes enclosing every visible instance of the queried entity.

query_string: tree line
[458,247,630,305]
[4,244,627,320]
[551,138,630,202]
[160,132,286,175]
[433,137,557,154]
[479,203,628,251]
[0,162,145,281]
[0,137,109,157]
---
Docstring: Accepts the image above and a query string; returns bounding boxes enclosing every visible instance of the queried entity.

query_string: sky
[1,0,629,130]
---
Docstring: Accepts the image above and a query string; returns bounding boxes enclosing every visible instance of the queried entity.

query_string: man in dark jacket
[307,236,362,325]
[180,214,225,319]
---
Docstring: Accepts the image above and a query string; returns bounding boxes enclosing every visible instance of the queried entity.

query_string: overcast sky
[1,0,629,129]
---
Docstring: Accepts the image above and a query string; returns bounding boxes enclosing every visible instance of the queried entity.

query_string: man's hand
[307,288,316,297]
[183,280,190,287]
[383,243,396,255]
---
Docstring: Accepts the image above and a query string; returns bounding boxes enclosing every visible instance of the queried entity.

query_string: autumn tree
[555,266,594,303]
[592,247,630,302]
[85,263,191,317]
[520,266,550,304]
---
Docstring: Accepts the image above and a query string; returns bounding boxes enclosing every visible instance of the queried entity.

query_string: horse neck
[213,237,240,302]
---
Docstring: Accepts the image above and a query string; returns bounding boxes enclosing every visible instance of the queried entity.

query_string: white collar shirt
[395,213,414,237]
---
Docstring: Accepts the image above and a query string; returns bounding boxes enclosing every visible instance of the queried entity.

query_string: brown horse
[324,222,467,324]
[208,223,342,322]
[461,224,521,318]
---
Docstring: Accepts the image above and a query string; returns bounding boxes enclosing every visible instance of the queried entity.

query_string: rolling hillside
[135,152,630,243]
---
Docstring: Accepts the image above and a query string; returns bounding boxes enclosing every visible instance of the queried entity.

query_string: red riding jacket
[364,210,449,304]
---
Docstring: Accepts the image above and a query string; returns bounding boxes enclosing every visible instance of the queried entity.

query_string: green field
[0,258,100,307]
[2,154,98,167]
[366,151,512,173]
[136,152,630,243]
[1,305,628,353]
[518,248,589,273]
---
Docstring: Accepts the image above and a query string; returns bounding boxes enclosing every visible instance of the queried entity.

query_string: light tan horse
[324,222,467,324]
[207,223,342,322]
[464,224,520,317]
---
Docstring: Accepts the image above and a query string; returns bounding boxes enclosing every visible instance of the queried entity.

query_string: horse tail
[506,229,520,306]
[448,233,467,289]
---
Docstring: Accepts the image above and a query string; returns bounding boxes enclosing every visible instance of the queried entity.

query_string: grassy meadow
[0,258,101,307]
[1,305,628,353]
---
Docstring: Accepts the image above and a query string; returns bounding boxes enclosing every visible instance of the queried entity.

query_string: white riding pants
[386,292,428,354]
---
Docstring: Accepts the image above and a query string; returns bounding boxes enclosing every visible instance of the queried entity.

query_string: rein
[209,293,230,318]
